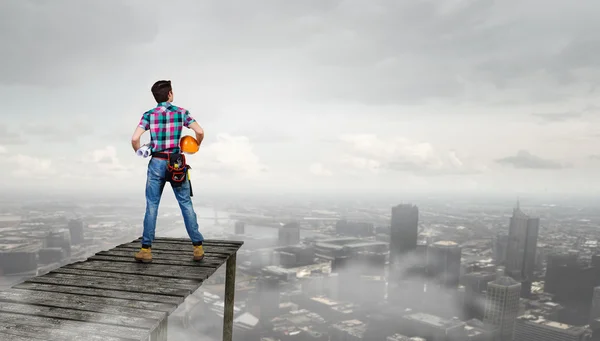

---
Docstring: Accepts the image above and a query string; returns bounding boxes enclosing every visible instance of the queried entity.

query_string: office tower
[544,252,600,325]
[463,272,497,320]
[390,204,419,263]
[257,276,280,324]
[67,219,85,244]
[278,222,300,246]
[483,268,521,341]
[545,251,578,294]
[426,241,462,289]
[591,287,600,324]
[493,232,508,265]
[505,202,539,297]
[514,315,592,341]
[234,221,245,235]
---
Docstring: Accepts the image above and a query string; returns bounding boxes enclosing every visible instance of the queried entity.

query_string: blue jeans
[141,157,204,248]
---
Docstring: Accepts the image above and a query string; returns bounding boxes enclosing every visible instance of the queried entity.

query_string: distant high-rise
[234,221,245,235]
[257,276,280,324]
[505,202,539,297]
[463,272,497,320]
[390,204,419,263]
[278,222,300,246]
[492,232,508,265]
[591,287,600,325]
[426,241,462,289]
[67,219,85,245]
[483,268,522,341]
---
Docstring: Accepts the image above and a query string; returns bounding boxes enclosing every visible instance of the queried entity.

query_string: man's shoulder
[167,104,189,114]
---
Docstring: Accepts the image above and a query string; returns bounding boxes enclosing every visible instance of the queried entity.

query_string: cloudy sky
[1,0,600,197]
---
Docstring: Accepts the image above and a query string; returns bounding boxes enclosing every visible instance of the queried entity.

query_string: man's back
[138,101,196,154]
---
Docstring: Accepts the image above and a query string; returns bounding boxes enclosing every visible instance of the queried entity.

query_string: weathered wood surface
[0,238,243,341]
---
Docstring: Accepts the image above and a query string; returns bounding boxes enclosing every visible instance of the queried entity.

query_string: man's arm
[131,126,146,152]
[188,122,205,146]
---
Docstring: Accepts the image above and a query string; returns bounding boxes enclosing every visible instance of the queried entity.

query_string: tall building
[234,221,245,235]
[483,268,522,341]
[278,222,300,246]
[462,272,497,320]
[590,287,600,324]
[505,202,539,297]
[67,219,85,244]
[544,252,600,325]
[256,276,280,324]
[426,241,462,289]
[545,251,578,294]
[514,315,592,341]
[492,232,508,265]
[390,204,419,263]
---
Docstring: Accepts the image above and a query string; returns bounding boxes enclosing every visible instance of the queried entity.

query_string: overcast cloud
[1,0,599,196]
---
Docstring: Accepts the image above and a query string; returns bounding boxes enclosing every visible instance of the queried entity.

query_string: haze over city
[1,1,600,341]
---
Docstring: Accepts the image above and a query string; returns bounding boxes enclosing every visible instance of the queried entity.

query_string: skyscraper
[426,241,462,289]
[505,202,540,297]
[278,222,300,246]
[484,268,522,341]
[390,204,419,263]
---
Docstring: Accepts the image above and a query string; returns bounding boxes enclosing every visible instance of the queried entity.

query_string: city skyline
[1,1,600,195]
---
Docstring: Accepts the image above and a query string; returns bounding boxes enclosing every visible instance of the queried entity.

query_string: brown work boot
[193,245,204,262]
[135,248,152,263]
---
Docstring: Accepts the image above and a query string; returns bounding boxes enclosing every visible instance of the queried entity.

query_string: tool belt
[152,152,194,197]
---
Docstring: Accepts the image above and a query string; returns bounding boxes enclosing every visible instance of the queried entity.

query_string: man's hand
[131,127,146,152]
[188,122,205,147]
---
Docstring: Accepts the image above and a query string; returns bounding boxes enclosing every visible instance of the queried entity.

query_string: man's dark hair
[151,80,172,103]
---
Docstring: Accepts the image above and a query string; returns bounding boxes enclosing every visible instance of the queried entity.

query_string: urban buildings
[505,203,540,297]
[390,204,419,263]
[483,269,522,341]
[514,315,592,340]
[426,241,462,289]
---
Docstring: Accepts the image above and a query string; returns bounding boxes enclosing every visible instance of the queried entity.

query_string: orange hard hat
[180,135,199,154]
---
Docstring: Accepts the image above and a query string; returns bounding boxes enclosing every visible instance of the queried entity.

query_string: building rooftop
[404,312,464,329]
[491,276,520,287]
[518,315,590,334]
[433,241,458,247]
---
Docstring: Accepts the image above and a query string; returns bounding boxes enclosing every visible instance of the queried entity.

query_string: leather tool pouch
[166,153,188,188]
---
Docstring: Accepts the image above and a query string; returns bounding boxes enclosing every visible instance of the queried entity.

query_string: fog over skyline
[1,0,600,196]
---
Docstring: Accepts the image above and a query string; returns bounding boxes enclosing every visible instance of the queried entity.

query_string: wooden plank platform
[0,238,243,341]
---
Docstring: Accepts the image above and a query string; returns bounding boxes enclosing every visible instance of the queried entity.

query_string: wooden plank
[5,288,175,314]
[120,242,239,255]
[0,322,135,341]
[14,282,183,306]
[0,331,46,341]
[109,245,235,255]
[89,255,225,268]
[64,260,214,280]
[41,272,200,292]
[0,301,160,330]
[0,311,148,339]
[147,241,242,252]
[53,267,202,287]
[0,289,166,320]
[24,273,192,297]
[99,249,229,262]
[143,237,244,246]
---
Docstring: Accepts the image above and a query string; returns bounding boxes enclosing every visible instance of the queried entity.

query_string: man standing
[131,80,205,263]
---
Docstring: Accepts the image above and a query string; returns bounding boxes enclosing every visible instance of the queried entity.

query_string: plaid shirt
[138,102,196,153]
